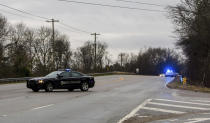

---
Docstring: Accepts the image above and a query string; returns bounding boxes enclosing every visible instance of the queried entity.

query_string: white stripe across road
[32,104,54,110]
[138,116,149,118]
[191,100,210,103]
[184,118,210,123]
[148,102,210,110]
[0,115,7,117]
[141,107,185,114]
[154,99,210,106]
[118,99,152,123]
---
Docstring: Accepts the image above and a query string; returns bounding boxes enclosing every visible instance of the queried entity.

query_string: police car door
[60,72,71,88]
[70,72,82,85]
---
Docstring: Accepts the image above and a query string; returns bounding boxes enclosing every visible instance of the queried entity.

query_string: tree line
[0,14,111,78]
[112,48,183,75]
[168,0,210,87]
[0,13,183,78]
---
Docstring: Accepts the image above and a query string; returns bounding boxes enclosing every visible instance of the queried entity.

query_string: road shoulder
[167,80,210,93]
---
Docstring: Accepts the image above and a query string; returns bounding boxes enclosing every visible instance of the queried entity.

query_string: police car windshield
[45,71,63,78]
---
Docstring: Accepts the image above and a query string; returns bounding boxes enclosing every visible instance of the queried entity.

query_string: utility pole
[46,19,59,54]
[120,53,124,67]
[91,33,100,73]
[46,19,59,69]
[119,53,125,71]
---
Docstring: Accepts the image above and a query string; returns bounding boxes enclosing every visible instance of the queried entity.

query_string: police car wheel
[80,82,89,91]
[45,83,53,92]
[32,88,39,92]
[68,88,74,92]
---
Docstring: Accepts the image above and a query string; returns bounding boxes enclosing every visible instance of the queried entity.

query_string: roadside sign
[183,77,187,85]
[136,68,139,74]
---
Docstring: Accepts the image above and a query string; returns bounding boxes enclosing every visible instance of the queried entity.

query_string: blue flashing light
[65,69,71,72]
[166,69,173,73]
[164,67,175,74]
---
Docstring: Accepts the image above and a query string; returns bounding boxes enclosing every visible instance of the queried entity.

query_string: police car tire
[68,88,74,91]
[45,83,53,92]
[80,82,89,91]
[32,88,39,92]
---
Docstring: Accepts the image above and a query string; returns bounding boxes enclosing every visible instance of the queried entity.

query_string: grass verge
[167,81,210,93]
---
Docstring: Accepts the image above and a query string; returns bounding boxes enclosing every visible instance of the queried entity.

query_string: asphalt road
[0,75,210,123]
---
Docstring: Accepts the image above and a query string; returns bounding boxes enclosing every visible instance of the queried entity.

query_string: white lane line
[138,116,149,118]
[148,102,210,110]
[169,119,178,121]
[202,113,210,114]
[184,118,210,123]
[0,115,7,117]
[32,104,54,110]
[191,100,210,103]
[141,107,185,114]
[154,99,210,106]
[117,99,152,123]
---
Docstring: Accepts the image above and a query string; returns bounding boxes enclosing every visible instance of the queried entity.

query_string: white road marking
[138,116,149,118]
[201,113,210,115]
[172,92,178,97]
[191,100,210,103]
[184,118,210,123]
[32,104,54,110]
[148,102,210,110]
[141,107,185,114]
[117,99,152,123]
[1,115,7,117]
[154,99,210,106]
[169,119,178,121]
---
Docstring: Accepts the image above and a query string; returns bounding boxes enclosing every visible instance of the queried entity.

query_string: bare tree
[33,27,53,75]
[54,35,72,69]
[168,0,210,86]
[6,23,31,77]
[73,41,108,73]
[0,14,10,78]
[96,42,108,71]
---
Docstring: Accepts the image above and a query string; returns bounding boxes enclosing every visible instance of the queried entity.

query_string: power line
[0,3,49,20]
[0,9,32,19]
[0,9,44,22]
[59,22,91,34]
[115,0,164,7]
[57,24,86,34]
[0,3,91,34]
[58,0,166,12]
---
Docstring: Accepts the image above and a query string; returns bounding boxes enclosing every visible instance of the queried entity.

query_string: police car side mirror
[57,74,63,79]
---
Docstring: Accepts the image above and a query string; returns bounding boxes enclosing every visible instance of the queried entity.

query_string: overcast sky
[0,0,180,61]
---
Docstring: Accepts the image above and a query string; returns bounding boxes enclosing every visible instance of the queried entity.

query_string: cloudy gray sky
[0,0,180,61]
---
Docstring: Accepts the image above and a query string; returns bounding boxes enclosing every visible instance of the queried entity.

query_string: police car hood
[83,75,94,78]
[30,77,52,81]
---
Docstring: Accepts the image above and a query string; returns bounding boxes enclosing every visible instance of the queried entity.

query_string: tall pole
[46,19,59,55]
[91,33,100,73]
[46,19,59,69]
[120,53,123,67]
[119,53,125,71]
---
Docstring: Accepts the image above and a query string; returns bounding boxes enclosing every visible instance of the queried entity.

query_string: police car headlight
[38,80,44,84]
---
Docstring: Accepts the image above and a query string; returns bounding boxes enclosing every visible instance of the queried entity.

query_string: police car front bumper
[27,80,44,89]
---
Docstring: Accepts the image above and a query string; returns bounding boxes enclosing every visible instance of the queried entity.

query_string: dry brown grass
[167,81,210,93]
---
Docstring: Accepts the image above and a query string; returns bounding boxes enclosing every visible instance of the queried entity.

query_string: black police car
[27,69,95,92]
